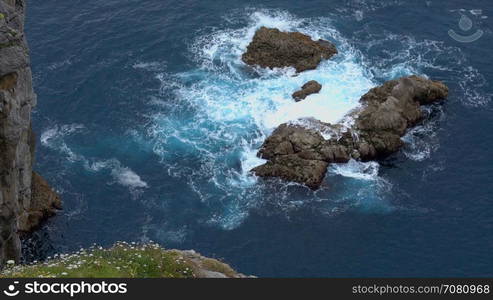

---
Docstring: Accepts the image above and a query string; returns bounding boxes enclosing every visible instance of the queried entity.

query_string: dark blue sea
[24,0,493,277]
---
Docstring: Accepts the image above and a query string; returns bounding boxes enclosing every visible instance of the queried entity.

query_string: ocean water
[24,0,493,277]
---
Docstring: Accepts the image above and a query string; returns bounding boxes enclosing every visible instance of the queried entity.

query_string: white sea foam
[40,124,85,145]
[140,7,489,229]
[142,10,393,229]
[166,10,375,166]
[354,32,491,106]
[401,107,443,162]
[132,61,165,72]
[47,58,73,71]
[113,167,148,188]
[329,160,380,181]
[40,124,86,162]
[40,125,148,192]
[85,159,148,189]
[38,7,490,235]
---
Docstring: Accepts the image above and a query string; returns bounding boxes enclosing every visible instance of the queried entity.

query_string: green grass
[1,242,197,278]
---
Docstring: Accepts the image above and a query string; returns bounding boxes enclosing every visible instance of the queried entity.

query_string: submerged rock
[252,75,448,189]
[241,27,338,72]
[292,80,322,101]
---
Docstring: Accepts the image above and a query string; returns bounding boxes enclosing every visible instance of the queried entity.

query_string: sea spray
[39,9,465,231]
[145,10,394,229]
[41,125,148,193]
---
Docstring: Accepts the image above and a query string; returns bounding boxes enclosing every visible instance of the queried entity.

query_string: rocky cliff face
[0,0,60,266]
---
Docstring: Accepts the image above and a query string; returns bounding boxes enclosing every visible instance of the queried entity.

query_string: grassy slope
[0,242,241,278]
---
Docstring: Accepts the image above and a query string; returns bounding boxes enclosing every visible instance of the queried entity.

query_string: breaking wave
[139,10,409,229]
[40,124,148,193]
[40,8,490,232]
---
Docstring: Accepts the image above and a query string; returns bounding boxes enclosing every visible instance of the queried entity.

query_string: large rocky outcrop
[0,0,60,266]
[242,27,338,72]
[252,75,448,189]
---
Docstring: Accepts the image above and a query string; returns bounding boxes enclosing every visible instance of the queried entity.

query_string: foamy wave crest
[86,159,148,189]
[132,61,165,72]
[329,160,380,181]
[188,11,374,128]
[349,30,491,106]
[334,0,404,21]
[139,10,402,229]
[40,125,148,193]
[401,106,444,161]
[40,124,86,162]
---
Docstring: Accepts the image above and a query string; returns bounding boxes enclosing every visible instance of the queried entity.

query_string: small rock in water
[292,80,322,102]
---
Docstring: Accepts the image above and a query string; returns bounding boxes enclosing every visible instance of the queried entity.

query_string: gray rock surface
[252,75,448,189]
[0,0,60,266]
[242,27,337,73]
[172,249,254,278]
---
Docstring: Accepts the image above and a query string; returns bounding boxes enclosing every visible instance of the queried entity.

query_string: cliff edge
[0,0,60,266]
[1,242,252,278]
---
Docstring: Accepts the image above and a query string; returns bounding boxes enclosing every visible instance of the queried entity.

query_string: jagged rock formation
[0,0,60,266]
[252,75,448,189]
[292,80,322,101]
[242,27,337,72]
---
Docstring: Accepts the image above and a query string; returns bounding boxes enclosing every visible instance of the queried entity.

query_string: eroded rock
[242,27,337,72]
[252,75,448,189]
